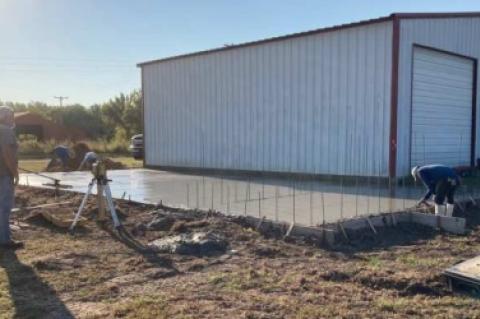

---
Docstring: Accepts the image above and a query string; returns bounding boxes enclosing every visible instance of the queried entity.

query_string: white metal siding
[411,46,474,167]
[397,17,480,175]
[142,21,393,176]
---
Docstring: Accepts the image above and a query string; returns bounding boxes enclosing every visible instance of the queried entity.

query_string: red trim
[141,69,146,168]
[413,43,477,61]
[394,12,480,19]
[138,15,393,67]
[389,16,400,178]
[138,12,480,68]
[472,60,478,166]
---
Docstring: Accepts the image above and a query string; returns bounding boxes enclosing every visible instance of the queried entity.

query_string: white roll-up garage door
[411,46,474,167]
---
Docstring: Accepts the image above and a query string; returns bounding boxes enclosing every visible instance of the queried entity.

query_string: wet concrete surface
[20,169,426,226]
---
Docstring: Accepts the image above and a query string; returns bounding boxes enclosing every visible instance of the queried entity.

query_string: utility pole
[53,96,68,107]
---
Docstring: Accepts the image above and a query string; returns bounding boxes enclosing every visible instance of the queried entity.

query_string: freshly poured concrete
[20,169,431,226]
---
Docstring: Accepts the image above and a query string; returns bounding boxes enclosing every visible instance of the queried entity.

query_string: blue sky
[1,0,480,106]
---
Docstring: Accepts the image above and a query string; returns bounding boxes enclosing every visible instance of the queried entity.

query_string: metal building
[138,12,480,177]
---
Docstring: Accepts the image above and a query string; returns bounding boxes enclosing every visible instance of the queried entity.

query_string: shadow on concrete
[0,249,74,319]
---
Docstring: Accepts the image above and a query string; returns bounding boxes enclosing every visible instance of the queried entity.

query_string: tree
[101,90,142,139]
[0,89,142,141]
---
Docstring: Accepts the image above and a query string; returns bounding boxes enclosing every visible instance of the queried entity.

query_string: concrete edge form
[242,216,337,247]
[409,212,466,235]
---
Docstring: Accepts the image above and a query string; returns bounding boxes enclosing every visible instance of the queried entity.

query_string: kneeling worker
[77,151,98,171]
[411,164,460,217]
[47,145,72,170]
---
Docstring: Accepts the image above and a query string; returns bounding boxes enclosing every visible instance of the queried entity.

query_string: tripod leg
[70,180,95,231]
[104,183,121,228]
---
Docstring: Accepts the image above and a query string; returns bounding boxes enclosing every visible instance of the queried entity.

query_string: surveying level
[70,160,121,232]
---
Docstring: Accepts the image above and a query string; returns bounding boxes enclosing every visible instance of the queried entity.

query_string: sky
[1,0,480,106]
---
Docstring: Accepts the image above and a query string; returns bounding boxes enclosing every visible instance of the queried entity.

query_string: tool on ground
[11,201,72,213]
[70,160,121,232]
[18,167,73,195]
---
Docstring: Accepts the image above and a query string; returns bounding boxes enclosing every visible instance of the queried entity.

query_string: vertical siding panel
[142,21,394,176]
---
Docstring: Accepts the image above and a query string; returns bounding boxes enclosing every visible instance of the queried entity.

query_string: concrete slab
[19,168,430,227]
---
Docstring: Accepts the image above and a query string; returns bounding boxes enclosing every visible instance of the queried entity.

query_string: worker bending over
[411,164,460,217]
[47,145,72,170]
[0,106,23,249]
[78,151,98,171]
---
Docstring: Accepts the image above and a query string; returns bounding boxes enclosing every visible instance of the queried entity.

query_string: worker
[0,106,23,249]
[78,151,98,171]
[47,145,72,170]
[411,164,460,217]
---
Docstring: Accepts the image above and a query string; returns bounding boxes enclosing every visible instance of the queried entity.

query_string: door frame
[408,43,478,170]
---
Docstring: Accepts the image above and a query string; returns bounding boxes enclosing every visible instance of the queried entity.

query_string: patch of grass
[19,156,142,173]
[397,254,440,268]
[18,159,49,172]
[111,156,143,169]
[366,255,383,269]
[113,295,169,319]
[208,268,282,293]
[0,272,14,318]
[375,296,409,313]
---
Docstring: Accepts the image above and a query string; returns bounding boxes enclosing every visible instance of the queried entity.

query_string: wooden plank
[12,201,72,213]
[444,255,480,289]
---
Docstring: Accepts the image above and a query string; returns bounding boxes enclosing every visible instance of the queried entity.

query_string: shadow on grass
[331,223,440,254]
[0,249,74,319]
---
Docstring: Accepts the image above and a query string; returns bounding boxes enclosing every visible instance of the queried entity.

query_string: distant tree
[0,89,142,141]
[101,90,142,139]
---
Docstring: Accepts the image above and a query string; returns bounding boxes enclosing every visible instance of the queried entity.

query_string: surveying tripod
[70,161,121,232]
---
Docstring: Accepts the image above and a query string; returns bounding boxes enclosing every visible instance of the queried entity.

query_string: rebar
[292,181,296,224]
[321,191,325,227]
[227,185,231,214]
[220,178,224,204]
[196,181,200,208]
[275,186,279,222]
[211,182,214,210]
[244,184,248,216]
[258,191,261,218]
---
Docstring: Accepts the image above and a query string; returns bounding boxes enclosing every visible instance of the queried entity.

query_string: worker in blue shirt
[47,145,72,170]
[411,164,460,217]
[78,151,98,171]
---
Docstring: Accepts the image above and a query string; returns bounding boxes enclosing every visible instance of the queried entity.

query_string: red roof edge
[137,14,394,67]
[137,12,480,68]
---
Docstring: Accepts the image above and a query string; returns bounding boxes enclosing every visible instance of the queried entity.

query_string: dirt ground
[1,187,480,319]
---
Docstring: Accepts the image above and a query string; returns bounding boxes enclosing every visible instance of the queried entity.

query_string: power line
[53,96,68,107]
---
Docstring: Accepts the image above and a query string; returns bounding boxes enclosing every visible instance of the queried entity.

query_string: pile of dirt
[5,186,480,318]
[45,142,125,172]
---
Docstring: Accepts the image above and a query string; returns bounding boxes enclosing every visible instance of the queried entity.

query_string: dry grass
[1,187,480,318]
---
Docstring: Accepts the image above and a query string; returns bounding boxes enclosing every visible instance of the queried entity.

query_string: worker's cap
[411,166,420,180]
[0,106,14,123]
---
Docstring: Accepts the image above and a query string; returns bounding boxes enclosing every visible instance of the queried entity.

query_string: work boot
[435,204,446,216]
[0,240,24,250]
[446,204,454,217]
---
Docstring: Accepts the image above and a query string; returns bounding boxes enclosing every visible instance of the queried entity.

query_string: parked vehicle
[129,134,143,159]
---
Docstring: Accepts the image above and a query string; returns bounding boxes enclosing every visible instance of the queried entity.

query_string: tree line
[0,90,142,141]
